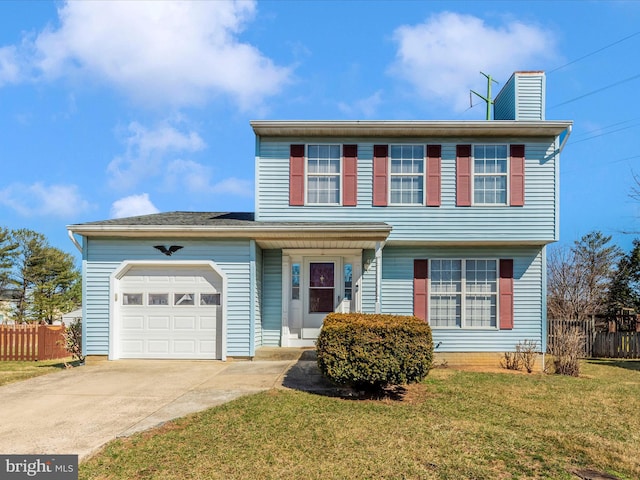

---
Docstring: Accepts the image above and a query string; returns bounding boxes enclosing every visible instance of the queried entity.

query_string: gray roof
[74,211,257,227]
[70,211,390,229]
[67,212,392,251]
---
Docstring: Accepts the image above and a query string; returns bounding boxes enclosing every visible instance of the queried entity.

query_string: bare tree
[547,231,620,320]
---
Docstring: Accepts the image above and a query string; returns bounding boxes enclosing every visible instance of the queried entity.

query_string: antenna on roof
[470,72,499,120]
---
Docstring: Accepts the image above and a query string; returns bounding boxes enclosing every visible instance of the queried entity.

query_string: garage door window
[149,293,169,306]
[123,293,142,305]
[200,293,221,306]
[174,293,195,306]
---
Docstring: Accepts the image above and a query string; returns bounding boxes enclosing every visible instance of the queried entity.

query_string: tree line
[0,227,81,324]
[547,231,640,321]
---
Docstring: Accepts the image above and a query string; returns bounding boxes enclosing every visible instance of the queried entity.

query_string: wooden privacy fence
[593,332,640,359]
[0,324,68,361]
[547,318,595,358]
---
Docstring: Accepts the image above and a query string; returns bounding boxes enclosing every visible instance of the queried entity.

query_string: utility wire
[548,30,640,74]
[549,73,640,109]
[569,122,640,145]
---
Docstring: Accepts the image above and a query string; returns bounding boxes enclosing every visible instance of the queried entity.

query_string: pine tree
[0,227,18,293]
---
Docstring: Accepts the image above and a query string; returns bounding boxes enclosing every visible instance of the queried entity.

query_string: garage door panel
[121,340,144,355]
[119,265,222,359]
[200,316,216,330]
[174,340,197,354]
[199,340,216,354]
[122,316,144,330]
[148,340,171,354]
[148,316,170,330]
[174,316,196,329]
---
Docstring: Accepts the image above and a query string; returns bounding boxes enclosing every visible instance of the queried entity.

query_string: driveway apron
[0,359,294,460]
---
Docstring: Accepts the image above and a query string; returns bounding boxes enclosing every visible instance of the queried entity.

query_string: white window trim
[428,258,500,330]
[471,144,509,207]
[305,143,343,206]
[388,143,426,206]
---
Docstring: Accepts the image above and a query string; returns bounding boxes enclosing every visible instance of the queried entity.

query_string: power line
[549,73,640,110]
[568,118,640,144]
[548,30,640,74]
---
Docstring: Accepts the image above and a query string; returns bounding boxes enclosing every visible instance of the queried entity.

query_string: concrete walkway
[0,350,329,460]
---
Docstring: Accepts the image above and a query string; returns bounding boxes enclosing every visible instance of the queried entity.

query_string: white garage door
[118,266,222,359]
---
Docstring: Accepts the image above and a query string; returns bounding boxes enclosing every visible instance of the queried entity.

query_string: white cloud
[110,193,159,219]
[164,159,253,197]
[390,12,556,111]
[0,182,91,217]
[164,159,214,193]
[0,46,21,86]
[338,90,383,117]
[211,177,253,197]
[29,0,291,109]
[108,121,206,190]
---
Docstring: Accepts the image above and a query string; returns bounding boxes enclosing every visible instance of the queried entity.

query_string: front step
[253,346,315,361]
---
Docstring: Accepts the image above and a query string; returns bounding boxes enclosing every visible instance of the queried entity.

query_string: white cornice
[250,120,573,138]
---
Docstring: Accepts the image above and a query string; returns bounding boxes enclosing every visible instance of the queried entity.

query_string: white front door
[302,258,341,339]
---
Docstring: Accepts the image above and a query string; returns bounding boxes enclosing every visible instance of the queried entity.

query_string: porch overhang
[67,218,392,250]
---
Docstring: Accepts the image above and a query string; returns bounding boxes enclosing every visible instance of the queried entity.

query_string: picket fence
[0,324,68,361]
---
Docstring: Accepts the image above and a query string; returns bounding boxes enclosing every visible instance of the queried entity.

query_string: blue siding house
[68,71,572,366]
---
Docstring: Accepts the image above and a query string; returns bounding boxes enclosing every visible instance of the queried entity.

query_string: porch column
[375,241,382,313]
[281,255,290,346]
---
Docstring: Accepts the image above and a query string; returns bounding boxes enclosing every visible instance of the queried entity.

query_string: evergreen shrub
[316,313,433,391]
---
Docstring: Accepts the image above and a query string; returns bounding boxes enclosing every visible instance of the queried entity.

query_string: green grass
[81,360,640,480]
[0,357,76,386]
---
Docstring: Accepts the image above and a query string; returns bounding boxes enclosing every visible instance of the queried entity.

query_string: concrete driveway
[0,356,304,460]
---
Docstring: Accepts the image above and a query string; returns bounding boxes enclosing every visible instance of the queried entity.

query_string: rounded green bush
[316,313,434,391]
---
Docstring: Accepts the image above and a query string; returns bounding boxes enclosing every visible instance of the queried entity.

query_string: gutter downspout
[558,125,572,153]
[67,229,82,253]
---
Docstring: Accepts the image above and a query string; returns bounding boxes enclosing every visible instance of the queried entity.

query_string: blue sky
[1,0,639,258]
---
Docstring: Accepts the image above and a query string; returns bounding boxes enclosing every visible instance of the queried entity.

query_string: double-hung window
[473,145,508,205]
[430,259,498,328]
[307,144,341,205]
[390,145,424,205]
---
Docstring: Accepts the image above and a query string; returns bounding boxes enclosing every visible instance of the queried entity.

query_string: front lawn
[81,360,640,480]
[0,358,76,386]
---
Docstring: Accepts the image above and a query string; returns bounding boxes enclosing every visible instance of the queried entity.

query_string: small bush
[501,340,539,373]
[316,313,433,391]
[501,351,522,371]
[64,321,85,363]
[518,340,538,373]
[552,326,583,377]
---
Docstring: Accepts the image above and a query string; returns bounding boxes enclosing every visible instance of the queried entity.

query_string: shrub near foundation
[316,313,434,391]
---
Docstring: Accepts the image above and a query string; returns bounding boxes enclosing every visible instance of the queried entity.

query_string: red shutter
[510,144,525,207]
[499,259,514,330]
[456,144,472,206]
[289,144,305,206]
[343,144,358,206]
[373,145,388,206]
[413,259,429,322]
[426,144,441,207]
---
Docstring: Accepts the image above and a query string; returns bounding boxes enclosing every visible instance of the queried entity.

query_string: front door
[302,258,340,338]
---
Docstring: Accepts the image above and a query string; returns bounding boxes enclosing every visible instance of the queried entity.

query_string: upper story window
[473,145,508,205]
[289,144,357,207]
[307,144,341,205]
[373,144,440,207]
[456,144,524,207]
[390,145,424,205]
